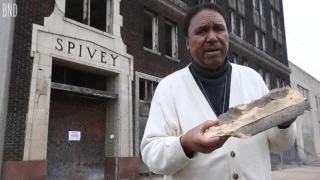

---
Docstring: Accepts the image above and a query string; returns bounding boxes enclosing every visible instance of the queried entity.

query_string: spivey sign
[55,38,119,66]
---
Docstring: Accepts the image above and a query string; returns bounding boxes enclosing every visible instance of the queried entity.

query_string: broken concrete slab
[203,87,310,138]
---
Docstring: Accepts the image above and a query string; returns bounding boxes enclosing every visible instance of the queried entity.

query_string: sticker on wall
[68,131,81,141]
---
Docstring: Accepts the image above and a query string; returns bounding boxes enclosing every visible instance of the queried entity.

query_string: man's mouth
[204,48,220,55]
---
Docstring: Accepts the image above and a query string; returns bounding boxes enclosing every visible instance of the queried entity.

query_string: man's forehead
[190,10,226,27]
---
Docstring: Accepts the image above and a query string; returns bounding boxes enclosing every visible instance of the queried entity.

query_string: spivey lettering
[55,38,118,66]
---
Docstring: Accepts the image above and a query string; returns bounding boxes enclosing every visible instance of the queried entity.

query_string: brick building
[121,0,291,173]
[1,0,291,179]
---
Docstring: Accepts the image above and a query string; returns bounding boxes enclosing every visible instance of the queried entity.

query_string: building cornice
[229,33,291,75]
[157,0,188,15]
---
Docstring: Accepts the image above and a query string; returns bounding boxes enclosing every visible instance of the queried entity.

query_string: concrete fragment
[203,87,310,138]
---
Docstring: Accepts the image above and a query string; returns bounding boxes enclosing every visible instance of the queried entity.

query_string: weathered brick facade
[2,0,55,170]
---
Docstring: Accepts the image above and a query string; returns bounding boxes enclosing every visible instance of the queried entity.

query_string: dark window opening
[143,11,154,50]
[90,0,107,31]
[139,79,146,101]
[65,0,107,32]
[165,23,173,56]
[52,65,107,91]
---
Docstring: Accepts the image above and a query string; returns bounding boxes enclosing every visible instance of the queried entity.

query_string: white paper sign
[68,131,81,141]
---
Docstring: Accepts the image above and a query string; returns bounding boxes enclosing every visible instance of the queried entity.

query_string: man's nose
[206,30,218,43]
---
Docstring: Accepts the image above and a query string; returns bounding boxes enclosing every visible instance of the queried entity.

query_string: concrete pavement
[272,166,320,180]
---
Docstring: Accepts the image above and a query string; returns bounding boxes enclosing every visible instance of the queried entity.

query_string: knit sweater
[141,64,296,180]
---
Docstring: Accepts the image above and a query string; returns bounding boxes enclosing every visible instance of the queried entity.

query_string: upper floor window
[276,77,281,88]
[258,68,263,78]
[265,71,271,89]
[255,29,260,48]
[165,20,178,59]
[143,9,159,52]
[198,0,216,3]
[259,0,264,16]
[271,9,276,27]
[262,33,266,52]
[253,0,258,10]
[232,53,238,64]
[316,96,319,109]
[242,59,248,66]
[277,15,281,29]
[240,18,245,39]
[65,0,111,32]
[298,85,310,103]
[230,11,236,34]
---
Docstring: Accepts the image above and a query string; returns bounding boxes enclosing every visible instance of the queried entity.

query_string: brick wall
[2,0,55,171]
[120,0,193,79]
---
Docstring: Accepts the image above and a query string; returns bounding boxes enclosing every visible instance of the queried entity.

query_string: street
[272,166,320,180]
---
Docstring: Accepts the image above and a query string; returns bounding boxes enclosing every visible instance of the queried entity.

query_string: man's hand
[278,118,296,129]
[180,120,228,156]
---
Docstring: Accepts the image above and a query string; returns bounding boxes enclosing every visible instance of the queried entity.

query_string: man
[140,3,296,180]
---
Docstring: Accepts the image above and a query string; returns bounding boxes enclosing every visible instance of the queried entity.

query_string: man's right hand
[180,120,228,156]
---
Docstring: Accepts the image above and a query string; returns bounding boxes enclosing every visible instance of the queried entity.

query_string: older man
[140,3,296,180]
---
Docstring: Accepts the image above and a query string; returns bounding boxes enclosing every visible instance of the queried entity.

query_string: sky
[282,0,320,81]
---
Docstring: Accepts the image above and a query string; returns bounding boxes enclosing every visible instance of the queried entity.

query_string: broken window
[143,10,159,52]
[139,78,159,102]
[165,20,178,58]
[52,65,107,91]
[65,0,111,32]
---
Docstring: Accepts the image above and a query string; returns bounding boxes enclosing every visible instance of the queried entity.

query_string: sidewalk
[272,166,320,180]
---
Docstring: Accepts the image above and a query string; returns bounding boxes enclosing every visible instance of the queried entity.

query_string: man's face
[186,10,229,71]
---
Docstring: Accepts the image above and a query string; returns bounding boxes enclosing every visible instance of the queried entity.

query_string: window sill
[165,55,180,63]
[143,47,161,56]
[63,17,115,39]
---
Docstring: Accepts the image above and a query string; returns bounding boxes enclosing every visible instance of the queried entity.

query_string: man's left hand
[278,118,296,129]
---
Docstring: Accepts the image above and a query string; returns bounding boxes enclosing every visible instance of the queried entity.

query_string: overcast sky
[282,0,320,81]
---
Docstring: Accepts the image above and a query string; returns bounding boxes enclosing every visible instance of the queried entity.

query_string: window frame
[230,11,236,35]
[240,17,245,39]
[143,9,159,52]
[262,33,266,52]
[65,0,112,33]
[165,20,178,59]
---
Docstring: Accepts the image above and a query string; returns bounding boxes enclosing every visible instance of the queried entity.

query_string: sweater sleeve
[256,74,297,153]
[140,91,192,175]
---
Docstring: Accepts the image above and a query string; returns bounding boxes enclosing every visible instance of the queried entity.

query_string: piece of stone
[203,87,310,138]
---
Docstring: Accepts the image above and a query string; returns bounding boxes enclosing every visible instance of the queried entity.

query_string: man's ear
[186,37,190,51]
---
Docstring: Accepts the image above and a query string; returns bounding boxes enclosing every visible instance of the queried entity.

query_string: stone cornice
[157,0,188,15]
[229,33,291,75]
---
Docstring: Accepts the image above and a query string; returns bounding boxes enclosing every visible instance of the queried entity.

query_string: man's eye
[196,29,206,34]
[216,27,225,31]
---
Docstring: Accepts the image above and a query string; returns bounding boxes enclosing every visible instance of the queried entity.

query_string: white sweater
[141,64,296,180]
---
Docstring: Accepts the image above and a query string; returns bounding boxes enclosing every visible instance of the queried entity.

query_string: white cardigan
[141,64,296,180]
